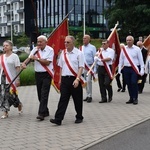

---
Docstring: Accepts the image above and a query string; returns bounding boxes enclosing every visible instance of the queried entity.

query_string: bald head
[137,41,143,49]
[83,34,91,45]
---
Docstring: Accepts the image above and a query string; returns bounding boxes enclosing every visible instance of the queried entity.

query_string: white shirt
[29,45,54,72]
[119,45,144,69]
[0,53,20,84]
[58,47,84,76]
[96,47,115,66]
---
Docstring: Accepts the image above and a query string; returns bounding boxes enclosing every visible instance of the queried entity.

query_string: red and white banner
[47,18,69,92]
[108,29,121,75]
[143,34,150,51]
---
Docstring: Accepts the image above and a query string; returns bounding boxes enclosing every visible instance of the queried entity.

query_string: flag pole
[86,21,119,76]
[48,7,74,38]
[83,0,85,36]
[108,21,119,40]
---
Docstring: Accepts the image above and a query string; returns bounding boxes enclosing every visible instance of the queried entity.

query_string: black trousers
[97,66,113,100]
[35,72,52,116]
[55,76,83,121]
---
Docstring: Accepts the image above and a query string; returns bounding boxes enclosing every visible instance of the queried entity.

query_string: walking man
[118,36,144,105]
[50,35,84,125]
[22,35,54,120]
[81,35,96,103]
[94,39,115,103]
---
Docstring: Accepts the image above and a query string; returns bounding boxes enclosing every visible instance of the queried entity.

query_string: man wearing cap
[94,40,115,103]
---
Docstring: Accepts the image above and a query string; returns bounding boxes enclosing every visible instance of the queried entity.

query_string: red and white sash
[99,51,113,79]
[36,52,54,78]
[79,46,96,79]
[63,49,86,85]
[1,54,16,92]
[122,46,140,75]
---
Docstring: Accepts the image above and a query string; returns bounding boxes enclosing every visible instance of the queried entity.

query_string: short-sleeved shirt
[119,45,144,68]
[29,45,54,72]
[58,47,84,76]
[0,53,20,84]
[96,47,115,66]
[82,43,96,65]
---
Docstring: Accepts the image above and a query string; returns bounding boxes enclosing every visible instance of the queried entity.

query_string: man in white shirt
[50,35,84,125]
[118,36,144,105]
[95,39,115,103]
[22,35,54,120]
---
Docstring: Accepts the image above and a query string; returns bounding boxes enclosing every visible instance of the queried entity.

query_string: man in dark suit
[137,41,148,94]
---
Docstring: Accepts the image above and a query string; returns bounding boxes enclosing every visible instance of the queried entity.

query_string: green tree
[14,33,30,47]
[104,0,150,41]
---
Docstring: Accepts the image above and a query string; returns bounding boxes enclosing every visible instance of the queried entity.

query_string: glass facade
[36,0,108,38]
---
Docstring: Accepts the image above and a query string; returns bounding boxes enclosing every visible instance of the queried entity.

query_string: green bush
[18,52,29,62]
[20,64,36,86]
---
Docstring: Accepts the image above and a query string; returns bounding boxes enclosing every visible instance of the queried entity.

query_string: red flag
[143,34,150,51]
[47,18,69,92]
[108,29,121,75]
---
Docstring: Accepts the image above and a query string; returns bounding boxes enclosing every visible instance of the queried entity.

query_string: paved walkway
[0,80,150,150]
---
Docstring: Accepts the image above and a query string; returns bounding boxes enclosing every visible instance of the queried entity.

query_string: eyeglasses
[64,41,70,44]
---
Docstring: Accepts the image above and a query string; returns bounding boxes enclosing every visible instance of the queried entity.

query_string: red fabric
[1,55,16,92]
[143,35,150,51]
[47,18,69,92]
[108,29,121,75]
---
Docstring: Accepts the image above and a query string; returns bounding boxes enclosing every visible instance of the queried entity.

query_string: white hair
[37,35,47,41]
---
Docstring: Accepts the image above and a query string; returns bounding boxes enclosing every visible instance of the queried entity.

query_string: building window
[75,0,78,5]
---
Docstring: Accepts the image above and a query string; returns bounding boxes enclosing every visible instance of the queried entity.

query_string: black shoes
[50,118,83,125]
[126,100,133,104]
[99,100,107,103]
[108,97,112,102]
[87,97,92,103]
[75,119,83,124]
[99,97,113,103]
[83,97,88,101]
[36,115,44,121]
[133,100,138,105]
[117,88,122,92]
[83,97,92,103]
[126,99,138,105]
[50,119,61,125]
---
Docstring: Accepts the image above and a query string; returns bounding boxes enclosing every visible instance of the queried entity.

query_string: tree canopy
[104,0,150,42]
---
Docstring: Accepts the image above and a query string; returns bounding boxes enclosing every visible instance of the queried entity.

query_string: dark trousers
[55,76,83,121]
[138,74,147,93]
[123,67,138,100]
[35,72,52,116]
[97,66,113,100]
[116,70,126,90]
[116,73,122,89]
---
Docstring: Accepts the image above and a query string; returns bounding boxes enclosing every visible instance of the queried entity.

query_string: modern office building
[37,0,109,39]
[0,0,109,44]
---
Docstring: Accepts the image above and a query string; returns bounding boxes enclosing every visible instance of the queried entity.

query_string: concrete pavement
[0,80,150,150]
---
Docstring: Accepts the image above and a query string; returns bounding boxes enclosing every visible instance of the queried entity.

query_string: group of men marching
[22,34,149,126]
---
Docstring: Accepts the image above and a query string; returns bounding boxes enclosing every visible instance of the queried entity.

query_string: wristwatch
[37,58,40,61]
